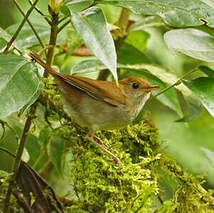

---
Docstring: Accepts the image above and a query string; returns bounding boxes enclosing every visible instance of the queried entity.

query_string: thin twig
[3,0,39,53]
[152,68,198,99]
[12,0,46,50]
[58,20,70,33]
[58,16,70,24]
[28,0,51,25]
[4,102,38,213]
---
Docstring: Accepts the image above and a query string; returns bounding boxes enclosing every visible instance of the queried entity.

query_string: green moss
[51,121,214,212]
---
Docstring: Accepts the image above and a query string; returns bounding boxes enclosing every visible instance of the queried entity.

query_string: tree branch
[4,102,38,213]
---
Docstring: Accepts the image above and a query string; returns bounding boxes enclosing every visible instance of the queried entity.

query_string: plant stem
[12,0,46,50]
[3,0,39,53]
[118,8,131,35]
[152,68,198,99]
[4,102,38,213]
[4,2,61,211]
[45,11,59,77]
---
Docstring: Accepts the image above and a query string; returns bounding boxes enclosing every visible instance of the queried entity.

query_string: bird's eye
[132,82,139,89]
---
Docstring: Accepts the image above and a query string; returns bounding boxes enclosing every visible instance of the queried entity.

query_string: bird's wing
[58,74,126,107]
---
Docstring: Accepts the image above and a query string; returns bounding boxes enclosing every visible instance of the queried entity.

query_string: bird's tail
[30,52,58,76]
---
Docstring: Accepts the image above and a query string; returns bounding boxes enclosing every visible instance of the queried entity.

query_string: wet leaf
[0,55,40,118]
[98,0,214,27]
[71,6,118,82]
[164,29,214,62]
[183,77,214,118]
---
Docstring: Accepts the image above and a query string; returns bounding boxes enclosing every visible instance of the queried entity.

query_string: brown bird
[30,53,160,165]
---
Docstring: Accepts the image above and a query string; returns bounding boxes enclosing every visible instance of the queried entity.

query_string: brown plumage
[30,52,159,165]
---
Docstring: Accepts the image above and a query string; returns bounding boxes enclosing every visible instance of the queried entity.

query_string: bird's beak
[141,85,160,92]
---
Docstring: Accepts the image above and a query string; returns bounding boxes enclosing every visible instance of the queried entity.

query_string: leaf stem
[3,0,39,53]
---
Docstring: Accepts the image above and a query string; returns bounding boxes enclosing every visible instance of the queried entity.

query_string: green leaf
[164,29,214,62]
[18,81,43,116]
[124,30,150,53]
[201,147,214,167]
[183,77,214,118]
[176,91,203,122]
[71,59,106,74]
[71,6,118,82]
[98,0,214,27]
[0,55,40,118]
[199,66,214,78]
[60,4,71,16]
[48,136,65,176]
[66,0,94,12]
[118,43,151,65]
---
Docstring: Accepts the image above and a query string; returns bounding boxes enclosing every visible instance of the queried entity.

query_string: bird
[30,52,160,165]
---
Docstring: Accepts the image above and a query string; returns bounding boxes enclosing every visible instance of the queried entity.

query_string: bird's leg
[93,134,109,147]
[87,133,122,165]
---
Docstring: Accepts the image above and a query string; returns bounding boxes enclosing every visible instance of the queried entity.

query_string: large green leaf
[98,0,214,27]
[0,55,40,118]
[164,28,214,62]
[183,77,214,118]
[71,6,118,82]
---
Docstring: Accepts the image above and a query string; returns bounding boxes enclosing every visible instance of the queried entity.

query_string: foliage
[0,0,214,212]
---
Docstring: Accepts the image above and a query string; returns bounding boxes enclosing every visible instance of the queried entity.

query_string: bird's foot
[87,133,122,166]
